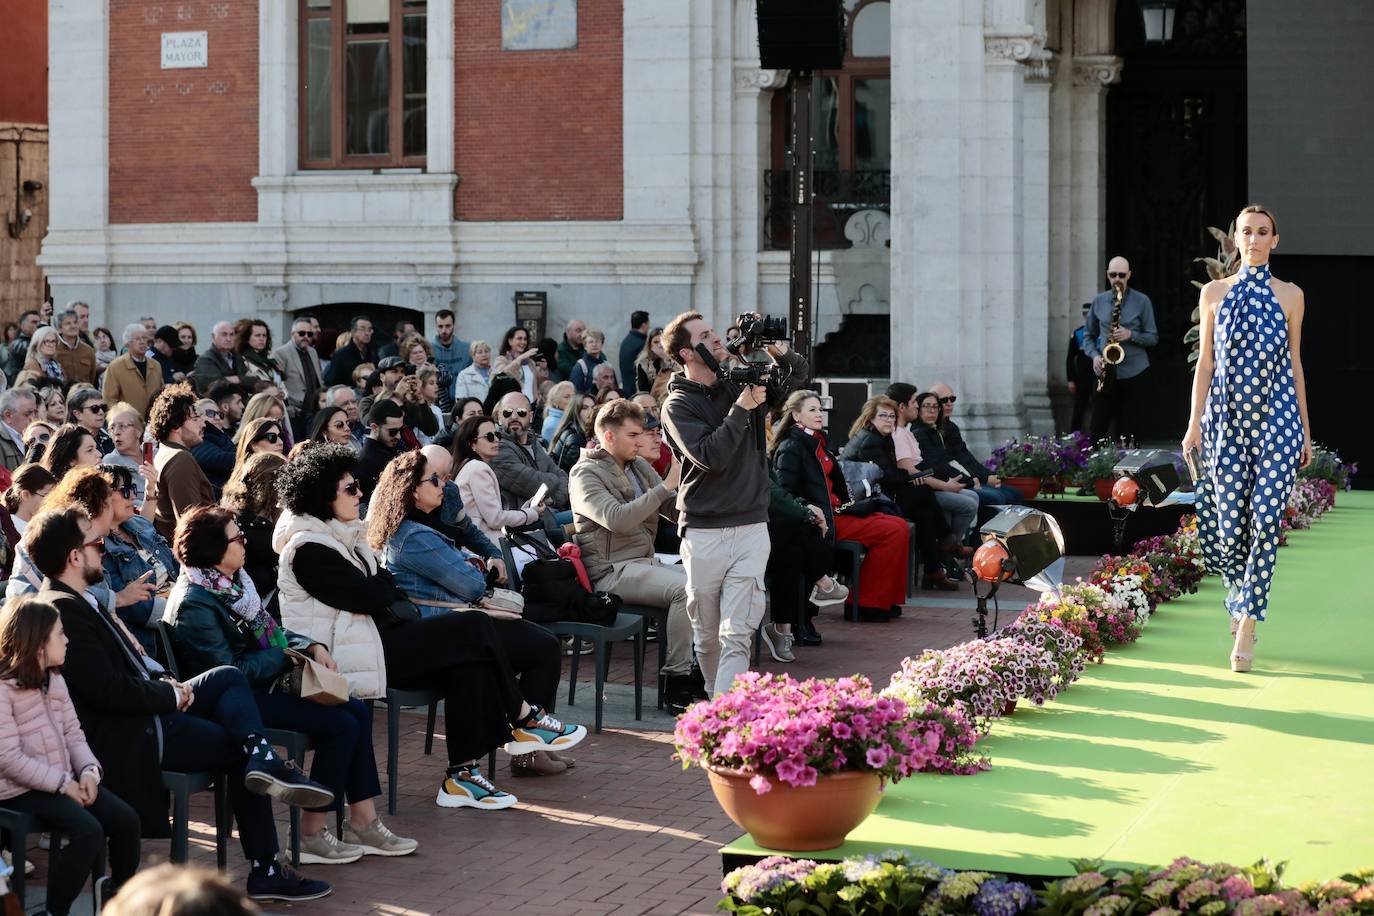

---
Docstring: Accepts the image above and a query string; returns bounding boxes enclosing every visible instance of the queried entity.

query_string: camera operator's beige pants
[680,523,770,697]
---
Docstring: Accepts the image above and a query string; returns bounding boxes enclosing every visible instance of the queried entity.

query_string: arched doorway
[293,303,425,361]
[1105,0,1247,440]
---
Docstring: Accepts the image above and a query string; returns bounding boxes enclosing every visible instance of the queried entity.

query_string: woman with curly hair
[221,452,286,607]
[234,319,284,389]
[273,444,585,810]
[41,424,103,483]
[6,469,119,616]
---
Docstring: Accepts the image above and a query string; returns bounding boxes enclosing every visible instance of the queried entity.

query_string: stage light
[1111,476,1140,507]
[1111,449,1182,509]
[970,506,1067,637]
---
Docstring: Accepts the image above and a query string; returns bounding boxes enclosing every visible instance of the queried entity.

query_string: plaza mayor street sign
[161,32,208,69]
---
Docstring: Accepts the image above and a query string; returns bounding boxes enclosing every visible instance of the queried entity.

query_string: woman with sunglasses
[453,415,543,547]
[233,417,286,471]
[370,450,570,778]
[97,463,180,655]
[41,424,103,483]
[274,444,585,809]
[6,469,118,619]
[22,419,56,465]
[308,405,356,449]
[164,504,415,863]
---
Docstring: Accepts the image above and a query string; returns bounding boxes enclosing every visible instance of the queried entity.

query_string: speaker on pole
[755,0,846,71]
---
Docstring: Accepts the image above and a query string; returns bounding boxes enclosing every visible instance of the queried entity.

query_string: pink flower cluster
[1001,615,1086,692]
[888,637,1059,728]
[673,672,939,794]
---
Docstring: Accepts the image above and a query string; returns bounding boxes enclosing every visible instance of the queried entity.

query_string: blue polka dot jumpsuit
[1196,262,1303,622]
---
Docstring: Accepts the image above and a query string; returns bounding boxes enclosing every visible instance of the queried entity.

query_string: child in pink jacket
[0,596,141,915]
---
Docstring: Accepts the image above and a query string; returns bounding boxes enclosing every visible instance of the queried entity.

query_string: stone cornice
[1071,54,1123,88]
[984,27,1047,65]
[733,66,790,93]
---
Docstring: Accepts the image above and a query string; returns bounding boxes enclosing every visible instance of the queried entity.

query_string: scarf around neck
[184,566,286,650]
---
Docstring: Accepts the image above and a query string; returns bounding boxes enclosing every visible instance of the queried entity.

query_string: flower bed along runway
[721,489,1374,884]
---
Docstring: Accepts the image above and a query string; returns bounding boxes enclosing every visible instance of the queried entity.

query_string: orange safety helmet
[1111,477,1140,507]
[972,541,1013,582]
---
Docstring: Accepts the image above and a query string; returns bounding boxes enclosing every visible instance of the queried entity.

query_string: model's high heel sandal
[1230,616,1256,672]
[1229,616,1258,644]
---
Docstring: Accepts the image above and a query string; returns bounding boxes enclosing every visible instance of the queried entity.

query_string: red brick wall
[454,0,622,221]
[109,1,258,223]
[0,0,47,124]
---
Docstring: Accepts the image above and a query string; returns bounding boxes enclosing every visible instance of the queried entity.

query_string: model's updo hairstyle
[1236,204,1278,234]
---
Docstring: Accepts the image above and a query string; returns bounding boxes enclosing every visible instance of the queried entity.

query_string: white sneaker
[297,827,364,865]
[760,623,795,663]
[811,578,850,605]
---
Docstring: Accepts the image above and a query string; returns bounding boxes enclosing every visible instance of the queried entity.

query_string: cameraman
[659,312,807,697]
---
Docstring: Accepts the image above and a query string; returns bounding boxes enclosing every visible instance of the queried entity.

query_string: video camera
[725,313,789,357]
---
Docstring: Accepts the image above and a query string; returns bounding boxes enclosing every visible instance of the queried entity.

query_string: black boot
[795,615,822,646]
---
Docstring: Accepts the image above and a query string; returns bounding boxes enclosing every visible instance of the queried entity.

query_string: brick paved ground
[22,563,1092,915]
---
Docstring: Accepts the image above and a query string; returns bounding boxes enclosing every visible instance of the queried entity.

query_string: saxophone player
[1084,256,1158,443]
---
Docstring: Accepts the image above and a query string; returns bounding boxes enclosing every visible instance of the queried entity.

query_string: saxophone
[1097,283,1125,394]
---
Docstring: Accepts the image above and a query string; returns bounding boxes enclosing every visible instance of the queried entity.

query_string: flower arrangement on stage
[1000,615,1087,693]
[988,435,1060,479]
[1090,554,1160,620]
[673,673,939,796]
[719,851,1036,915]
[1077,441,1126,487]
[1132,522,1207,599]
[876,694,990,776]
[1299,443,1358,491]
[1020,581,1136,663]
[888,637,1060,728]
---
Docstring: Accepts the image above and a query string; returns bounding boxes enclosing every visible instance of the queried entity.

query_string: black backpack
[506,529,621,626]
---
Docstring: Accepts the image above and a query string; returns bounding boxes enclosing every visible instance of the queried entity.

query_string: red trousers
[833,512,910,610]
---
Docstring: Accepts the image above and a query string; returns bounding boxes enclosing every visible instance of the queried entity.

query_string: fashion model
[1182,205,1312,672]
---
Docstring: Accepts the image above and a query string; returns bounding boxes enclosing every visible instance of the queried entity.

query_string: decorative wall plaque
[501,0,577,51]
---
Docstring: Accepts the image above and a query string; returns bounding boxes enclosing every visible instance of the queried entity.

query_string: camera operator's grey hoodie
[660,347,806,531]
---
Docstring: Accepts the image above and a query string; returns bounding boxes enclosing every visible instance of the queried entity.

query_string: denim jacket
[103,516,181,653]
[379,519,486,617]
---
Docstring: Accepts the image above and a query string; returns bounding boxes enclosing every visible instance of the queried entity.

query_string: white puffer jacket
[273,511,388,699]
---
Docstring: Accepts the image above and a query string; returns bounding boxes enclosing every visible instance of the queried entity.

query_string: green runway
[723,490,1374,882]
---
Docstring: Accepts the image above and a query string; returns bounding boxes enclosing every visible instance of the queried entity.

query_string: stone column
[732,65,788,327]
[1070,55,1122,309]
[1022,51,1056,435]
[1047,52,1076,422]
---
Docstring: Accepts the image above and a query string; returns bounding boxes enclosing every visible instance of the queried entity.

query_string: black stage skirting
[977,497,1194,558]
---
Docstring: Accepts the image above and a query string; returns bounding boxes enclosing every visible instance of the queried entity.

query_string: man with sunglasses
[273,317,325,438]
[1083,256,1159,443]
[68,388,116,456]
[926,382,1024,508]
[355,399,407,501]
[489,391,571,517]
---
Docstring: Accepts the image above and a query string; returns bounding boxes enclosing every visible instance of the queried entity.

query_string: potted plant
[1042,431,1092,496]
[988,436,1059,500]
[1000,615,1086,696]
[888,638,1056,726]
[1090,554,1160,621]
[1020,580,1137,664]
[1080,442,1124,500]
[674,673,937,851]
[875,695,991,775]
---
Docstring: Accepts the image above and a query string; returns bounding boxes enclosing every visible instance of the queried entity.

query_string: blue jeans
[160,666,278,862]
[973,484,1024,507]
[552,509,574,527]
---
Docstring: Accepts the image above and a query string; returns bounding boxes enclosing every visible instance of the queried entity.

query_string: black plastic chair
[381,688,445,815]
[161,769,232,866]
[833,540,865,620]
[0,806,109,911]
[617,602,669,708]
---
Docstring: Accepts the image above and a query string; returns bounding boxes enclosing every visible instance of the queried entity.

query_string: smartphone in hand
[143,441,155,464]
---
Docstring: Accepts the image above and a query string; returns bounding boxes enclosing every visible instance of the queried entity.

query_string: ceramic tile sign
[501,0,577,51]
[161,32,208,69]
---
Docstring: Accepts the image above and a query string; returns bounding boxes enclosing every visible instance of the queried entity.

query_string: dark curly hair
[233,318,273,354]
[40,424,96,483]
[173,504,235,569]
[148,382,199,442]
[39,466,113,524]
[275,442,357,520]
[365,451,427,551]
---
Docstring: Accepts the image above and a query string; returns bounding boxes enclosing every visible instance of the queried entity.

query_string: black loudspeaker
[756,0,846,71]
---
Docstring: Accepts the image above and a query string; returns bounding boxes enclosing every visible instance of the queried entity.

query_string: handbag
[378,597,421,626]
[836,497,888,518]
[280,648,350,705]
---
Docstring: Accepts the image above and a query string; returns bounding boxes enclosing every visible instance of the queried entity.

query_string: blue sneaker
[246,861,332,902]
[505,706,587,755]
[436,764,518,810]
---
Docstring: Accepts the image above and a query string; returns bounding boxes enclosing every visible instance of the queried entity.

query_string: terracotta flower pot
[705,766,882,851]
[1094,478,1116,501]
[1002,699,1018,716]
[1002,476,1042,501]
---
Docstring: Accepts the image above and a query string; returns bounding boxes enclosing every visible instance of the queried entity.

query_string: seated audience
[454,397,484,426]
[491,392,571,515]
[399,334,454,415]
[7,468,117,601]
[102,324,164,419]
[840,396,961,592]
[233,417,287,468]
[39,386,68,425]
[99,463,180,655]
[25,508,333,902]
[192,395,237,492]
[53,309,99,386]
[567,328,609,394]
[41,423,103,482]
[555,320,585,381]
[765,463,842,646]
[103,402,156,509]
[192,321,249,391]
[539,381,575,444]
[569,399,701,712]
[149,383,216,540]
[414,365,447,443]
[22,419,56,466]
[151,325,184,384]
[235,320,284,390]
[549,392,596,472]
[67,387,115,457]
[221,453,287,606]
[355,399,406,500]
[164,505,416,864]
[453,416,542,546]
[454,340,496,403]
[274,444,586,807]
[0,595,142,916]
[634,330,670,395]
[308,405,356,450]
[0,388,39,472]
[923,382,1025,507]
[903,389,979,541]
[772,391,910,630]
[24,327,66,385]
[3,463,55,540]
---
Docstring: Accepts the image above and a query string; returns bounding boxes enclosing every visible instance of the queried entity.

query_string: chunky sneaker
[243,758,335,810]
[760,623,795,663]
[436,765,518,810]
[505,706,588,755]
[297,827,363,865]
[342,818,419,857]
[246,860,332,902]
[810,577,850,606]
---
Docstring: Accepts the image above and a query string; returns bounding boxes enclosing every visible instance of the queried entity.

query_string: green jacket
[768,468,814,525]
[556,336,585,381]
[162,578,317,690]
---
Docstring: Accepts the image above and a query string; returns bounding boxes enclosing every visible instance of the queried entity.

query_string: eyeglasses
[341,481,362,496]
[1107,272,1128,279]
[474,431,499,443]
[116,484,136,500]
[875,412,897,421]
[294,330,315,339]
[500,409,529,418]
[30,432,51,443]
[378,425,402,438]
[82,539,106,556]
[938,396,957,405]
[255,432,282,444]
[202,409,221,419]
[84,404,107,414]
[227,533,247,545]
[421,473,443,488]
[109,421,140,432]
[329,420,349,430]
